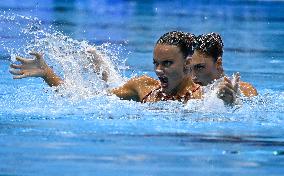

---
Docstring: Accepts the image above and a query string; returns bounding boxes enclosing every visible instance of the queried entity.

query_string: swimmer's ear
[216,57,223,71]
[184,57,191,72]
[185,57,191,67]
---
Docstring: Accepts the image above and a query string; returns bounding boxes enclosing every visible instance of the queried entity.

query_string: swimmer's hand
[86,47,101,61]
[86,47,109,82]
[10,52,50,79]
[9,52,62,86]
[217,73,240,105]
[86,47,98,55]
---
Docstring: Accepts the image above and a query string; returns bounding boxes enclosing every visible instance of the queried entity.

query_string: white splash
[1,12,127,101]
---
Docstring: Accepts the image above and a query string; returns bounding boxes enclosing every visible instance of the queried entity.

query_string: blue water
[0,0,284,175]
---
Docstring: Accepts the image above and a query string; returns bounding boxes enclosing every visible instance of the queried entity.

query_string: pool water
[0,0,284,175]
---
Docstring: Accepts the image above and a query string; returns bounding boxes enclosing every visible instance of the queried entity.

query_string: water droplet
[273,151,284,155]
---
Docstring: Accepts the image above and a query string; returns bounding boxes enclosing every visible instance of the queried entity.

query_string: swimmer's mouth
[193,79,203,86]
[158,76,168,88]
[194,81,203,85]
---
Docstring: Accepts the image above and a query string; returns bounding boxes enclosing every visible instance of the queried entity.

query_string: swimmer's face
[189,50,222,86]
[153,44,188,94]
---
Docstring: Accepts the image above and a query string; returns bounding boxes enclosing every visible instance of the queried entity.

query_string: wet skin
[9,45,200,103]
[189,50,257,101]
[153,44,189,95]
[189,50,222,86]
[112,44,199,102]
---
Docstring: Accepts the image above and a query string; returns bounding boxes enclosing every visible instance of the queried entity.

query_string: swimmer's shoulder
[130,75,160,101]
[118,75,159,89]
[111,75,159,101]
[135,75,159,85]
[239,81,258,97]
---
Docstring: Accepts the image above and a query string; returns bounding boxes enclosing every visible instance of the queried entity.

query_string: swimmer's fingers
[219,85,235,96]
[219,78,234,91]
[235,72,240,78]
[9,69,30,79]
[29,52,43,60]
[223,76,234,88]
[235,75,240,83]
[218,87,232,98]
[10,68,43,79]
[217,90,234,99]
[218,93,235,105]
[15,56,34,64]
[12,74,30,79]
[86,47,97,54]
[9,69,23,76]
[86,47,101,61]
[233,73,241,91]
[10,63,22,69]
[217,85,236,104]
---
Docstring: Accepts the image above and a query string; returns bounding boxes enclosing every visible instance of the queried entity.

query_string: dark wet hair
[195,32,224,62]
[156,31,196,59]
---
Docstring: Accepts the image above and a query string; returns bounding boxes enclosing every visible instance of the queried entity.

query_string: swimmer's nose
[155,68,164,77]
[192,76,197,80]
[155,65,164,75]
[190,71,198,83]
[189,70,196,80]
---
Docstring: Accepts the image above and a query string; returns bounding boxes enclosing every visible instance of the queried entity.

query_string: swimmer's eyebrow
[193,63,206,68]
[195,63,206,66]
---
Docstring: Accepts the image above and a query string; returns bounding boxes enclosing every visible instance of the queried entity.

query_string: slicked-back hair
[156,31,196,59]
[195,32,224,62]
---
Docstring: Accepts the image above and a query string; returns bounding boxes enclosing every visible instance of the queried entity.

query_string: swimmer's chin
[161,83,168,89]
[161,86,174,95]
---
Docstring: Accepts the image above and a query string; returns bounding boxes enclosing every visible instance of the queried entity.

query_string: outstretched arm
[86,48,110,82]
[9,52,63,87]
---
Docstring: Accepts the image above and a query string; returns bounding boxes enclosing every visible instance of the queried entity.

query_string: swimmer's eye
[194,64,205,70]
[163,61,173,67]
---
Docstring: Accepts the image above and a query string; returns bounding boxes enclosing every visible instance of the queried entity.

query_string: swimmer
[189,32,258,104]
[10,31,202,103]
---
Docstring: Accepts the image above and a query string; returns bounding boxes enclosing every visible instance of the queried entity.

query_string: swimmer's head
[195,32,223,62]
[156,31,196,59]
[189,33,224,86]
[153,31,195,94]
